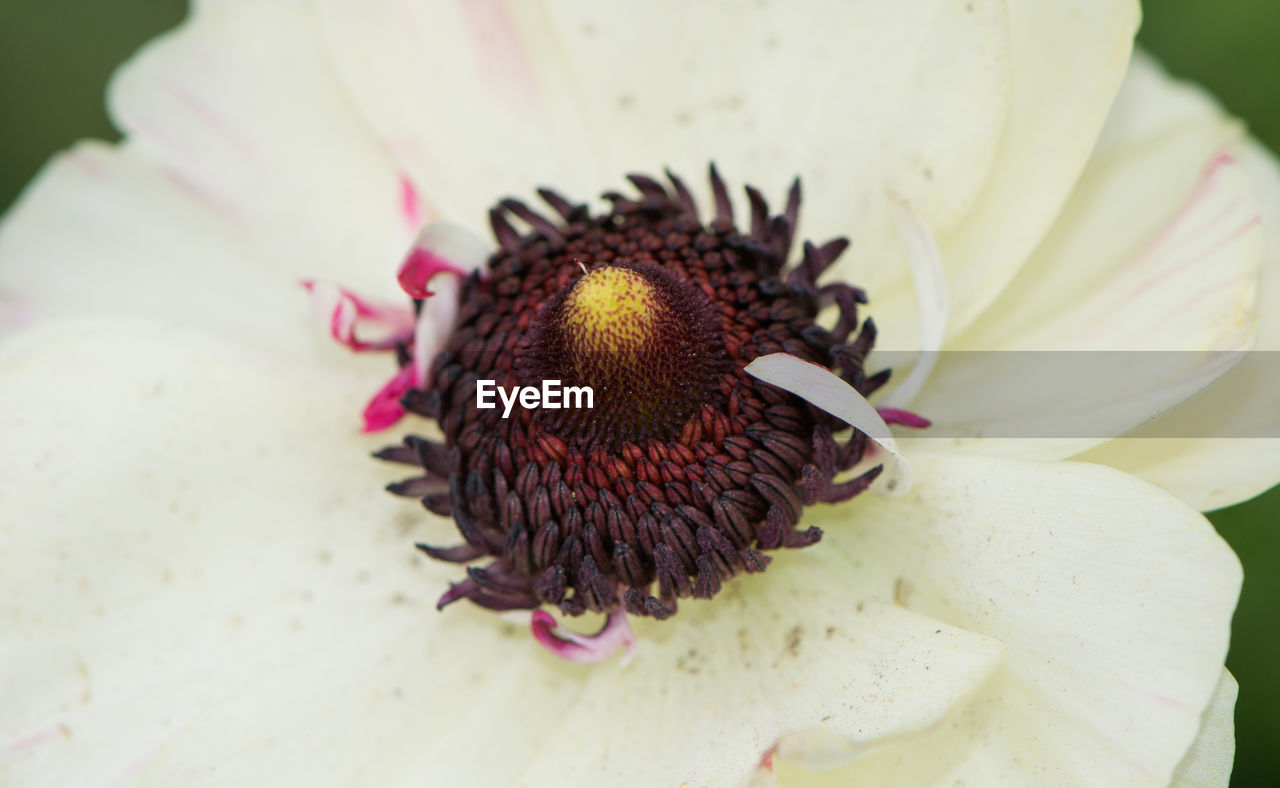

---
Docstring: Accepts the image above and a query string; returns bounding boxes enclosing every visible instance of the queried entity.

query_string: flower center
[561,265,659,352]
[382,168,887,620]
[522,260,727,448]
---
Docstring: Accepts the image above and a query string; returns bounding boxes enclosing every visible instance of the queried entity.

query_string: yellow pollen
[561,266,661,354]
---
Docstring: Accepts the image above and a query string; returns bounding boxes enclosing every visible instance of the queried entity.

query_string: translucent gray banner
[869,350,1278,439]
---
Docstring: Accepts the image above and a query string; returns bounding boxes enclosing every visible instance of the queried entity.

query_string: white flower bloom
[0,1,1273,786]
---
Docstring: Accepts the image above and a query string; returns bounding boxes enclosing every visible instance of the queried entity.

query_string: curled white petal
[398,221,490,296]
[400,222,490,380]
[745,353,912,496]
[881,195,949,409]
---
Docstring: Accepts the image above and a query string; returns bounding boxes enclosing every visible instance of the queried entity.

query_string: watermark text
[476,379,593,418]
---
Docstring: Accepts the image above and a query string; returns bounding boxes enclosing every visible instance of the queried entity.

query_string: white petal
[0,143,329,362]
[106,0,414,293]
[745,353,912,496]
[533,0,1010,282]
[0,320,452,786]
[515,602,998,786]
[5,324,1235,784]
[316,0,1012,342]
[311,0,608,234]
[1094,50,1237,153]
[141,534,1004,785]
[1,320,1002,787]
[776,453,1240,785]
[948,74,1253,353]
[147,455,1237,786]
[138,613,588,787]
[0,1,424,365]
[143,596,1000,787]
[1170,669,1237,787]
[140,508,1004,785]
[878,196,949,410]
[398,222,490,297]
[885,0,1141,343]
[397,222,489,379]
[907,52,1262,466]
[1073,83,1280,510]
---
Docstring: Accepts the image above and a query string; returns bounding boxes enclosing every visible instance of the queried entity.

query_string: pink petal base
[299,279,415,351]
[302,221,486,433]
[362,364,417,433]
[759,744,778,773]
[530,608,636,665]
[877,407,932,429]
[398,247,467,299]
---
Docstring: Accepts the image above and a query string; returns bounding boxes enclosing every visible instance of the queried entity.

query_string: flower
[0,2,1274,786]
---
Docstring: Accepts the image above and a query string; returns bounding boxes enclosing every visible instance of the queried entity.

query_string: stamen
[530,608,636,665]
[745,353,913,495]
[881,195,949,409]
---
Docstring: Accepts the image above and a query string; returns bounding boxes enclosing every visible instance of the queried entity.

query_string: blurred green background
[0,0,1276,783]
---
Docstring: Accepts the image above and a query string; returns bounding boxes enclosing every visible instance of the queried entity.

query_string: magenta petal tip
[530,608,636,665]
[877,407,932,429]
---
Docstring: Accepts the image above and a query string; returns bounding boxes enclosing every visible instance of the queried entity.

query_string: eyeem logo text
[476,379,594,419]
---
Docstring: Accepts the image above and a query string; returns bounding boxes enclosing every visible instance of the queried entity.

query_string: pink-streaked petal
[312,0,604,236]
[397,250,454,299]
[301,280,405,322]
[108,1,414,294]
[315,0,1010,328]
[397,222,489,299]
[457,0,539,107]
[323,222,476,432]
[1077,136,1280,510]
[529,610,636,665]
[0,294,35,334]
[412,273,464,383]
[950,115,1254,353]
[361,364,417,433]
[745,353,911,496]
[911,55,1260,467]
[398,174,428,230]
[300,279,415,352]
[0,142,332,363]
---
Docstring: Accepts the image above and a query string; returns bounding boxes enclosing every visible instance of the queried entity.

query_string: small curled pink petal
[300,279,415,352]
[530,608,636,665]
[877,407,932,429]
[398,248,452,299]
[361,365,418,433]
[397,222,490,299]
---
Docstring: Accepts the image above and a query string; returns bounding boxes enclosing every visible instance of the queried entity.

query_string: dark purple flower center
[378,167,885,620]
